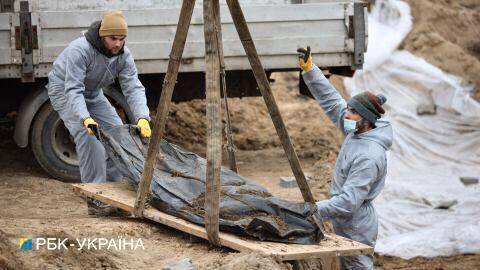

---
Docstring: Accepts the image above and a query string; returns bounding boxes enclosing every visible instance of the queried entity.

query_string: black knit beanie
[347,91,387,124]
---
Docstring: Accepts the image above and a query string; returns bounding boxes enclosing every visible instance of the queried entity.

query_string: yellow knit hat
[99,10,128,37]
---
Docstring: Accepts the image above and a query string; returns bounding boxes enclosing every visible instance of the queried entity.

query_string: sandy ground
[1,130,479,269]
[0,128,313,269]
[2,72,480,269]
[0,126,286,269]
[2,1,480,268]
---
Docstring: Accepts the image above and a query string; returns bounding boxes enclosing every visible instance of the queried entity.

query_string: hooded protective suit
[47,21,150,183]
[303,65,393,270]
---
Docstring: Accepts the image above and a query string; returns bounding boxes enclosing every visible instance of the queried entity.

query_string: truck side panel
[1,2,360,78]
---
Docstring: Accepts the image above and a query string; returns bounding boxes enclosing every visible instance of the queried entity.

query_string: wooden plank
[132,0,196,217]
[72,182,374,261]
[226,0,315,203]
[203,0,223,245]
[38,3,345,28]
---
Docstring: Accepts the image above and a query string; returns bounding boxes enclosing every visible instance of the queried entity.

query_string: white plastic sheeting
[344,0,480,259]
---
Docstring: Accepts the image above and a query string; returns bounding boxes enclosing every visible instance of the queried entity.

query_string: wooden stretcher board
[72,182,373,261]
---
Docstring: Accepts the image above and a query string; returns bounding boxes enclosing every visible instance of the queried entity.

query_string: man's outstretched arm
[298,46,348,134]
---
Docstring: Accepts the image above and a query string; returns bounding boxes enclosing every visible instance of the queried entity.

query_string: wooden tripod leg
[213,0,238,173]
[203,0,222,245]
[133,0,196,217]
[226,0,315,203]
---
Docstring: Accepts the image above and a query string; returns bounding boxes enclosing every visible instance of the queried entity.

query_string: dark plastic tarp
[101,125,323,244]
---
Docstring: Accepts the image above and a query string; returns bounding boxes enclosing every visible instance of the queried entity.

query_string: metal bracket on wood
[352,2,366,69]
[17,1,35,82]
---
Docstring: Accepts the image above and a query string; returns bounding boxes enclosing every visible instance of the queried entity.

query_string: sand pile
[199,253,292,270]
[160,72,347,200]
[163,72,345,161]
[0,230,27,270]
[401,0,480,100]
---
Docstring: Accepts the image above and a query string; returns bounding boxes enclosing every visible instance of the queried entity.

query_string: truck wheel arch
[13,86,50,148]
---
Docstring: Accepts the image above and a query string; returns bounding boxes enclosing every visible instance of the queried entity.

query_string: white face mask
[344,118,358,134]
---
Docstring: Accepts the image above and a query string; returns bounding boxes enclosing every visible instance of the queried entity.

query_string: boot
[86,198,131,217]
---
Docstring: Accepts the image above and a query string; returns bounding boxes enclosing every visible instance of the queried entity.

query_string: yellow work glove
[137,118,152,138]
[83,117,98,136]
[297,46,313,72]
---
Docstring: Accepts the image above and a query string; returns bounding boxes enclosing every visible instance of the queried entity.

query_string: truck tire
[29,86,134,182]
[30,102,81,182]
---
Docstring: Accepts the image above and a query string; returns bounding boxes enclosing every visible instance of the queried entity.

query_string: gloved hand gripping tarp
[101,125,323,244]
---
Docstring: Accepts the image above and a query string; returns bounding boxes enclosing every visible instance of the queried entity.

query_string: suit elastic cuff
[135,116,151,123]
[80,115,92,125]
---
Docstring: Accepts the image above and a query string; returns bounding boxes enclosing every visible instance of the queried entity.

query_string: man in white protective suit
[47,10,151,215]
[298,46,393,270]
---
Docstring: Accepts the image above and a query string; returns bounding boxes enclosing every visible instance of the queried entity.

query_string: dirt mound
[161,72,345,203]
[163,72,345,161]
[309,158,337,199]
[165,99,207,153]
[0,230,27,270]
[375,254,480,270]
[401,0,480,100]
[199,253,291,270]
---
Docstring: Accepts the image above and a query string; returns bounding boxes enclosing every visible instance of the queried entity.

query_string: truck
[0,0,367,181]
